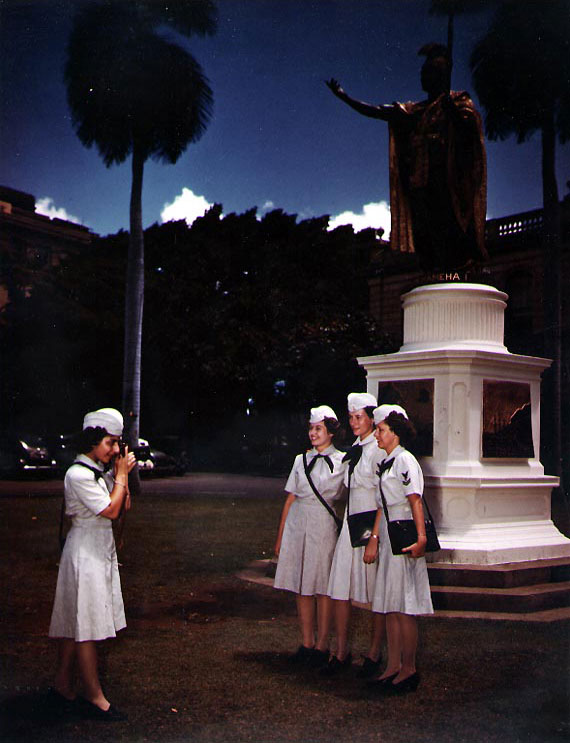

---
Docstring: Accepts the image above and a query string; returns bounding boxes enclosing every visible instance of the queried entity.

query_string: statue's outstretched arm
[325,78,397,121]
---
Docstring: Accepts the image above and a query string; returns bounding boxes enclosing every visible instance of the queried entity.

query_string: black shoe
[319,653,352,676]
[288,645,314,665]
[356,656,381,679]
[307,648,330,669]
[46,688,77,716]
[77,697,128,721]
[365,672,398,689]
[386,672,420,694]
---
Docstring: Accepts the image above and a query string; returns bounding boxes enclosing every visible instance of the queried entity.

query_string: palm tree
[65,0,216,458]
[470,0,570,483]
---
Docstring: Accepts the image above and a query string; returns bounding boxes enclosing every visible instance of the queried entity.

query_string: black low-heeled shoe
[46,688,78,716]
[387,672,420,694]
[307,648,330,669]
[77,697,128,721]
[288,645,314,665]
[319,653,352,676]
[365,672,399,689]
[356,656,382,679]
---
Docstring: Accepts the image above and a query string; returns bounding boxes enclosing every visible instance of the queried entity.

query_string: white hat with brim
[373,404,408,425]
[82,407,124,436]
[347,392,377,412]
[309,405,337,424]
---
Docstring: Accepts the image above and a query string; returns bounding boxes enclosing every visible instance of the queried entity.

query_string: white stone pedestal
[359,283,570,565]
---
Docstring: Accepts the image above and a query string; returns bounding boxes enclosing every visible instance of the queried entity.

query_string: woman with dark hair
[364,405,434,694]
[48,408,136,720]
[274,405,346,667]
[322,392,386,678]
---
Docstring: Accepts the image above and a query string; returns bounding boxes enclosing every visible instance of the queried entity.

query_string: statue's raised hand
[326,78,343,96]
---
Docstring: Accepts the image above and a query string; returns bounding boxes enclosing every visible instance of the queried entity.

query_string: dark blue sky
[1,0,569,236]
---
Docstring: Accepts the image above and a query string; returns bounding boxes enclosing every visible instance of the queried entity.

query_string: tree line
[1,208,394,471]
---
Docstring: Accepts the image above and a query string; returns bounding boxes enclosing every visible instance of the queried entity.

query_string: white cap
[347,392,377,412]
[82,407,124,436]
[309,405,337,424]
[373,404,408,425]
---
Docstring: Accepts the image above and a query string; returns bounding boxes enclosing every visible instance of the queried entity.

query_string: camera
[118,439,126,457]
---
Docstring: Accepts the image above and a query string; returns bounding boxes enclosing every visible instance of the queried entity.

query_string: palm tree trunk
[541,111,562,487]
[122,145,146,501]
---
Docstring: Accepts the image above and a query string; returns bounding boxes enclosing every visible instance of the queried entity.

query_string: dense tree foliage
[1,209,394,470]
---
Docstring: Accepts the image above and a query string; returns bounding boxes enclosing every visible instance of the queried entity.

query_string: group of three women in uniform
[274,392,434,693]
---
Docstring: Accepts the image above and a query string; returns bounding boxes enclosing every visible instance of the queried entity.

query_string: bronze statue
[327,43,487,273]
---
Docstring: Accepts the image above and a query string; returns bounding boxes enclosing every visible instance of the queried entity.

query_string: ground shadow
[127,580,295,628]
[0,691,73,741]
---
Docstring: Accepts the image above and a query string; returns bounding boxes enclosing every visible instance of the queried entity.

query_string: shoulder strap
[376,457,395,523]
[342,445,362,517]
[377,455,436,524]
[59,461,107,551]
[302,452,342,531]
[72,460,106,479]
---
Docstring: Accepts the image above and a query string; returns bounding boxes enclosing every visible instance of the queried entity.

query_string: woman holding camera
[274,405,346,667]
[364,405,434,694]
[48,408,136,720]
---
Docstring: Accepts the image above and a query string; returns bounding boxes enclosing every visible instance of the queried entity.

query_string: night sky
[1,0,569,237]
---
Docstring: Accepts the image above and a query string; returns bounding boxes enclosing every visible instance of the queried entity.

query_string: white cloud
[35,197,82,225]
[161,187,214,226]
[260,200,274,213]
[328,200,391,236]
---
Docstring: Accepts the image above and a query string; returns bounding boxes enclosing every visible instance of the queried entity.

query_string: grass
[1,474,569,742]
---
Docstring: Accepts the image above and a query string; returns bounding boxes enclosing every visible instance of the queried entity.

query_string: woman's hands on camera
[115,446,135,514]
[114,445,136,473]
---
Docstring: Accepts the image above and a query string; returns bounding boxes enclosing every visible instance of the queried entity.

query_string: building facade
[0,185,93,312]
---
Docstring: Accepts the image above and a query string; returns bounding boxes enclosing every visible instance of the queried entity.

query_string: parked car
[148,435,189,476]
[136,436,188,477]
[135,438,154,472]
[0,434,58,478]
[46,434,181,479]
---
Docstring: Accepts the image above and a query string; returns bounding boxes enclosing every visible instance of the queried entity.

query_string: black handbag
[347,509,377,548]
[344,445,377,548]
[377,458,441,556]
[385,517,441,555]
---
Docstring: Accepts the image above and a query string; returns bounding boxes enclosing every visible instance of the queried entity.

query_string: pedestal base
[358,282,570,567]
[431,522,570,565]
[424,473,570,564]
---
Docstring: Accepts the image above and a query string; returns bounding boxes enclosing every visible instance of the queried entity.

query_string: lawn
[1,475,569,742]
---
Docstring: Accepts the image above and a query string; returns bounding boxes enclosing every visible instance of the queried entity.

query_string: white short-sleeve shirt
[284,445,345,504]
[376,445,423,507]
[64,453,112,519]
[344,432,386,491]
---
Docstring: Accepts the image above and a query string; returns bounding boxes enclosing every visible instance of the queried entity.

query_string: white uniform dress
[49,454,126,641]
[274,445,345,596]
[327,433,385,604]
[372,445,434,615]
